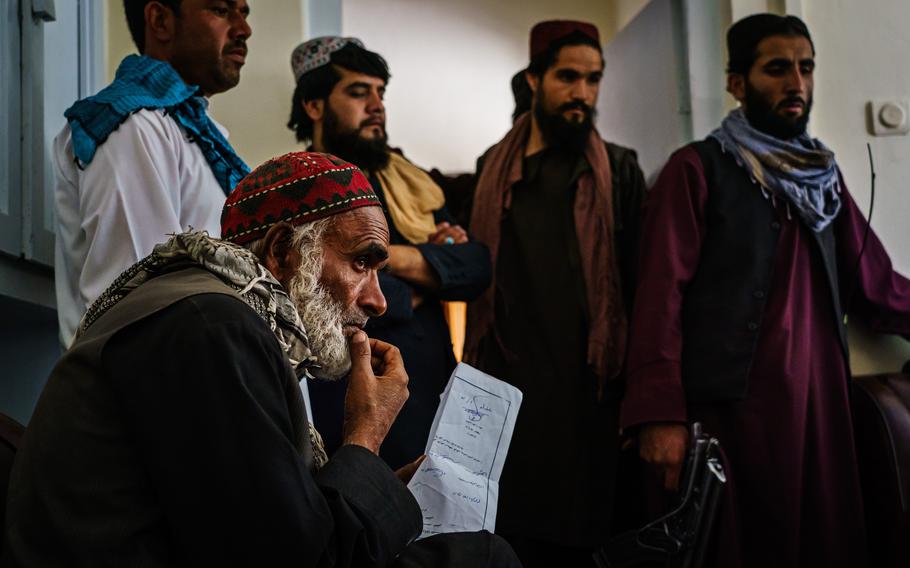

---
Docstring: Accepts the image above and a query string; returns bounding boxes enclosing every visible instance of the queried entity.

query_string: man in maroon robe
[621,13,910,568]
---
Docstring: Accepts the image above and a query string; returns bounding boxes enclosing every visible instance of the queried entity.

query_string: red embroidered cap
[530,20,600,59]
[221,151,380,245]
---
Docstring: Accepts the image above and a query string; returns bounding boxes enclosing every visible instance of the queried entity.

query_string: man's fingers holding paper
[395,455,427,485]
[342,333,410,454]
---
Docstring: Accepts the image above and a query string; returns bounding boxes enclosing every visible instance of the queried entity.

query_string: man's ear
[144,1,178,49]
[261,223,301,289]
[525,70,539,96]
[304,99,324,123]
[727,73,746,103]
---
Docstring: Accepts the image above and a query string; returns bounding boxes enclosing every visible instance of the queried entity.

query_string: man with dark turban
[621,13,910,567]
[3,153,519,567]
[286,37,492,471]
[463,20,647,567]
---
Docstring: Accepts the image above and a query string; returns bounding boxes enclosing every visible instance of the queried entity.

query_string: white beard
[287,252,368,381]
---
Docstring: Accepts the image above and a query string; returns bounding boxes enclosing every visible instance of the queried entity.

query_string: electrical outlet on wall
[868,99,910,136]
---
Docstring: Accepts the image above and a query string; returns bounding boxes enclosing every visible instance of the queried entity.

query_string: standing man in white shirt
[54,0,252,346]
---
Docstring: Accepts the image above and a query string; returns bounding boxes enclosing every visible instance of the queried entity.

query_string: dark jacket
[464,140,647,547]
[471,141,646,346]
[2,268,421,567]
[682,138,848,401]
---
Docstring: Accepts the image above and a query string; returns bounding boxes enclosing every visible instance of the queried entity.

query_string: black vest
[681,139,848,402]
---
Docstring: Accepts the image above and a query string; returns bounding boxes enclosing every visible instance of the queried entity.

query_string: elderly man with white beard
[3,152,520,568]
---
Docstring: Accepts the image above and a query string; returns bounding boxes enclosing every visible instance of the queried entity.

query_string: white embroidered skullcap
[291,36,365,82]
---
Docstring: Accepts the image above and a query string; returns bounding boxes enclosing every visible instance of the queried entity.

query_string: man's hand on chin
[341,331,409,454]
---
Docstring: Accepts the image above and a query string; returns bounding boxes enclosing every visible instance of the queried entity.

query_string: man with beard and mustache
[621,14,910,568]
[53,0,252,347]
[4,152,520,567]
[463,20,647,567]
[286,37,492,471]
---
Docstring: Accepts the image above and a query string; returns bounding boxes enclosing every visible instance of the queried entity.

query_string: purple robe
[621,146,910,567]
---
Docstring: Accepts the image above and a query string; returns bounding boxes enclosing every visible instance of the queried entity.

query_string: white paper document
[407,363,522,538]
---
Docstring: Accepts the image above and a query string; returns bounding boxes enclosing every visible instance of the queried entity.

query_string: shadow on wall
[0,296,60,424]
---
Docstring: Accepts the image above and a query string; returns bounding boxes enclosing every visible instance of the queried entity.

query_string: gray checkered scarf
[710,108,841,232]
[79,230,329,468]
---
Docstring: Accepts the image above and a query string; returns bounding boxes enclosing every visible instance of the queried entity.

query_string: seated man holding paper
[3,153,519,568]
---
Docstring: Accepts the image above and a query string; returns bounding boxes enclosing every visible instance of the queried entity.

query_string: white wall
[342,0,649,173]
[596,0,735,180]
[802,0,910,373]
[684,0,730,140]
[597,0,685,179]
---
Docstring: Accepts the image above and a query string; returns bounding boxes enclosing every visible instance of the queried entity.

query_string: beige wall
[104,0,306,170]
[104,0,135,82]
[104,0,650,174]
[613,0,653,30]
[342,0,649,173]
[208,0,305,168]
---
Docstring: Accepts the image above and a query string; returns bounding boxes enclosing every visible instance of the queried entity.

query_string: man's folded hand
[342,331,410,454]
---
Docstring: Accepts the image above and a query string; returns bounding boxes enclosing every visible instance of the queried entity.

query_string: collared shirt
[54,108,228,346]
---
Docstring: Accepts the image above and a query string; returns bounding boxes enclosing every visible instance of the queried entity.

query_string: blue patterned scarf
[65,55,250,195]
[709,108,841,232]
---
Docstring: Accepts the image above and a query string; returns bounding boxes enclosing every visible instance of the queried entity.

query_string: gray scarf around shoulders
[80,230,329,468]
[709,108,841,232]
